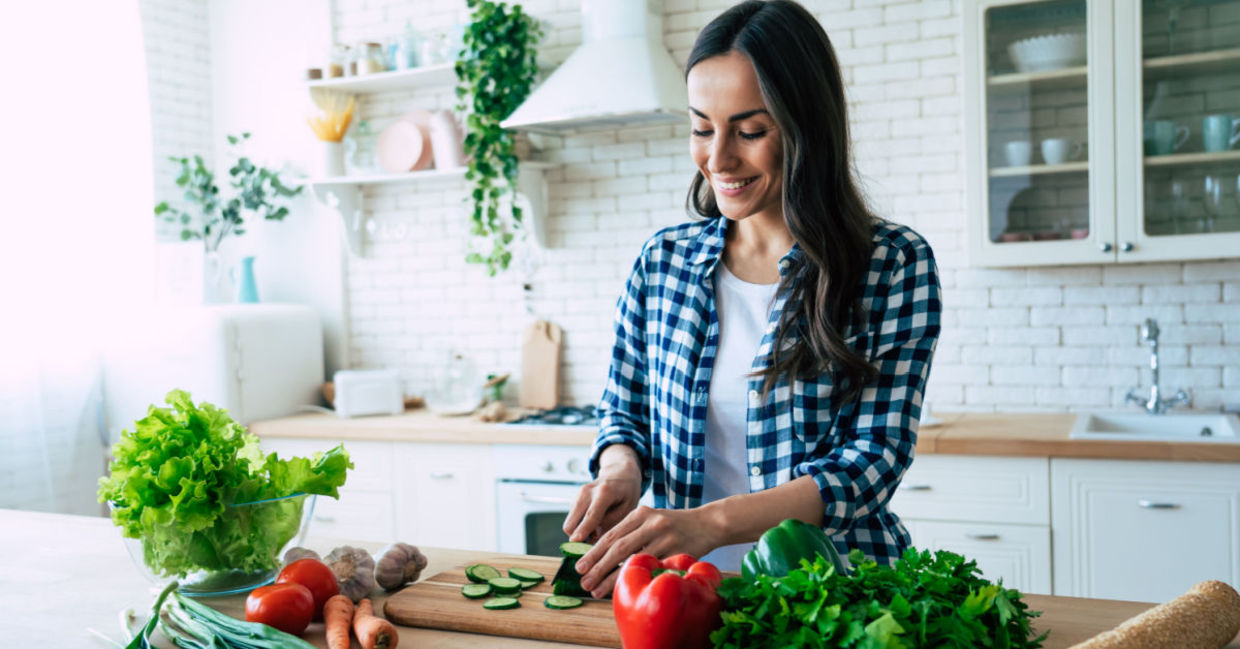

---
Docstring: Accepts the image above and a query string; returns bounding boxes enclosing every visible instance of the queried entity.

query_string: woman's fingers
[561,485,593,538]
[577,507,654,594]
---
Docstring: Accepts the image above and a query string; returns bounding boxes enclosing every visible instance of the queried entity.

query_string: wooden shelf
[1144,47,1240,80]
[1144,150,1240,167]
[306,63,457,94]
[990,161,1089,177]
[988,65,1087,90]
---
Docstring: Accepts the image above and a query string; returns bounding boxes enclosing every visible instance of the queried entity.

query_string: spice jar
[329,44,348,78]
[358,42,387,75]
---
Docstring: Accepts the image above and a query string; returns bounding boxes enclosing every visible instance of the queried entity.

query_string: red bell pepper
[612,553,724,649]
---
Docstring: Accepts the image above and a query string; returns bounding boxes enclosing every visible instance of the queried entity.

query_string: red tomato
[276,558,340,619]
[245,583,313,636]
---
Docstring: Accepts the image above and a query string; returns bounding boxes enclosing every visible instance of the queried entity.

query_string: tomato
[245,583,313,636]
[276,558,340,619]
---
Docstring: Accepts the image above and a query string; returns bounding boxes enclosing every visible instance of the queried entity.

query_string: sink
[1070,412,1240,442]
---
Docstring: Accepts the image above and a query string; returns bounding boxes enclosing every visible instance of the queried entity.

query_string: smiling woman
[0,0,153,514]
[562,0,943,598]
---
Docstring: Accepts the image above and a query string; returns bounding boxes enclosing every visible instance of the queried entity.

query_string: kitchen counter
[11,508,1237,649]
[251,409,1240,462]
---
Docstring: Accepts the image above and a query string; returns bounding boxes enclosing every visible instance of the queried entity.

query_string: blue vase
[234,256,259,303]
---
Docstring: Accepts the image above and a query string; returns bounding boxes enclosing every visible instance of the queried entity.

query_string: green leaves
[711,550,1048,649]
[456,0,543,276]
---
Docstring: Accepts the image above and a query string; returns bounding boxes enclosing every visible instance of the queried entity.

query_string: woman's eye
[739,129,768,140]
[692,129,713,137]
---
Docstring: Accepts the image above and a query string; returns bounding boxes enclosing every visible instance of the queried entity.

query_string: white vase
[316,140,345,177]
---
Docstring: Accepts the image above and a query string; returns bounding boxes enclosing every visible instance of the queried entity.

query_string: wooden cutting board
[519,320,562,410]
[384,554,621,647]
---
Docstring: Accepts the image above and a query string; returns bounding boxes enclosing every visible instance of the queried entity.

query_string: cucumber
[517,578,541,590]
[488,577,524,594]
[508,567,545,582]
[551,555,590,597]
[466,564,502,584]
[483,596,521,610]
[559,542,594,559]
[461,583,492,599]
[544,595,584,610]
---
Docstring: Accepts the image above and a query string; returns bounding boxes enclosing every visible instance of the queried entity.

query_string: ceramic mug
[1144,120,1190,156]
[1041,138,1082,165]
[1202,114,1240,152]
[1005,141,1033,167]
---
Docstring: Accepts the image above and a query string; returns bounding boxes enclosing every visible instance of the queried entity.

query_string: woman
[563,0,941,598]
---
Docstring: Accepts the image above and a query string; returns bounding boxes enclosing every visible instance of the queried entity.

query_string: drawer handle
[1138,500,1180,510]
[429,471,455,480]
[314,515,337,523]
[903,484,932,491]
[965,533,1000,541]
[519,492,575,506]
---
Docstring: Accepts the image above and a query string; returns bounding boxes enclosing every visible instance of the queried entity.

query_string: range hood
[501,0,687,135]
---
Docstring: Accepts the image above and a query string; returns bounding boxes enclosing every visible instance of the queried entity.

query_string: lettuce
[99,389,352,577]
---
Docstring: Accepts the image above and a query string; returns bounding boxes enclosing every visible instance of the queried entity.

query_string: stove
[504,405,599,427]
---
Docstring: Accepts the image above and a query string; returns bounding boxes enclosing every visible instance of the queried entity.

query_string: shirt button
[748,390,760,405]
[750,466,762,477]
[778,259,790,271]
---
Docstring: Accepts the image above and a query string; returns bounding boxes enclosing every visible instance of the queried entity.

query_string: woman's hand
[563,445,643,545]
[573,506,722,598]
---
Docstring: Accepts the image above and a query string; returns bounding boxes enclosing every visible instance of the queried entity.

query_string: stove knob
[541,461,555,473]
[567,458,584,475]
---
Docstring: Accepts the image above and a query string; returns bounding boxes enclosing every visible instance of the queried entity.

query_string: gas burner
[507,405,599,427]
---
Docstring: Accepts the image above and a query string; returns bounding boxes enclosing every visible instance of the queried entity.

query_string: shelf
[990,161,1089,177]
[1144,150,1240,167]
[306,63,457,94]
[1144,47,1240,80]
[988,65,1087,91]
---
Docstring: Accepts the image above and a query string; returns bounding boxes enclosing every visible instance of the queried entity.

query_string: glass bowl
[114,493,317,597]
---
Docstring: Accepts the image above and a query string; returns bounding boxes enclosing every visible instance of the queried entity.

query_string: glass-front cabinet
[965,0,1240,266]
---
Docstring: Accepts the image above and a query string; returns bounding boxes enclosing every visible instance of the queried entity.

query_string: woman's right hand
[562,444,643,543]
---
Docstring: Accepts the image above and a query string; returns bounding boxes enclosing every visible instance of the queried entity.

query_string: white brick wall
[188,0,1238,413]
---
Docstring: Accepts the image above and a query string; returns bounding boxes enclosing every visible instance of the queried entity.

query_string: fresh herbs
[712,548,1047,649]
[98,390,352,577]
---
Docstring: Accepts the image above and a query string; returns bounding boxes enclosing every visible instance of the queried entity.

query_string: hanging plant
[455,0,543,275]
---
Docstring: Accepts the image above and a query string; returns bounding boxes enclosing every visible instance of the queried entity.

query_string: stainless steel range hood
[501,0,687,135]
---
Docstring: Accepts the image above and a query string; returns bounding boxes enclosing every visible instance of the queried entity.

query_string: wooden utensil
[519,320,562,410]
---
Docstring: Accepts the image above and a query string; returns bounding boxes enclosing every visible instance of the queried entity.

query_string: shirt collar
[687,216,805,280]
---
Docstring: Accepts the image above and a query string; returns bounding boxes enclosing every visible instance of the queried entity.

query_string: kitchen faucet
[1125,318,1190,414]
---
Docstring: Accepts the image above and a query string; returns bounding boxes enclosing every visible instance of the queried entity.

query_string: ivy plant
[455,0,543,275]
[154,132,302,252]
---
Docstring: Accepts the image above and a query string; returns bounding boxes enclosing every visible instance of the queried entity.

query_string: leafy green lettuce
[99,389,352,577]
[712,548,1047,649]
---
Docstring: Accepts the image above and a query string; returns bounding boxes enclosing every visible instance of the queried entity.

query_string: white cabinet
[964,0,1240,266]
[394,443,496,552]
[1051,458,1240,602]
[891,455,1053,594]
[260,437,397,544]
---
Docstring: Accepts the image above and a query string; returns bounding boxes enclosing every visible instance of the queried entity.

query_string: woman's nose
[708,135,738,172]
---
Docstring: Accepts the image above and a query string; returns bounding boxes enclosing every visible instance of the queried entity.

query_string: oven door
[495,480,583,557]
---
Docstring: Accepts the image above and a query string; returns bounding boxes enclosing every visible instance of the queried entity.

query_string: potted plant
[454,0,543,276]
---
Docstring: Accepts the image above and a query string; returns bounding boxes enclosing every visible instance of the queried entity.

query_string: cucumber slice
[544,595,584,610]
[517,578,541,590]
[461,583,492,599]
[466,564,502,584]
[559,542,594,559]
[483,596,521,610]
[488,577,523,594]
[508,567,545,582]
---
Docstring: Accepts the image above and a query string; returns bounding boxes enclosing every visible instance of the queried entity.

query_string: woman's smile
[714,176,759,195]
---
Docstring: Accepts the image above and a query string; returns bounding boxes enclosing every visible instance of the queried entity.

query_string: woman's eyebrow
[689,107,771,122]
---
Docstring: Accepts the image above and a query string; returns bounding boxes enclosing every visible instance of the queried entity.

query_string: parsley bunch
[711,548,1047,649]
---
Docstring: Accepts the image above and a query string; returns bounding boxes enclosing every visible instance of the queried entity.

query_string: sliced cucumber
[517,578,541,590]
[466,564,502,584]
[508,567,545,582]
[544,595,584,610]
[482,596,521,610]
[461,583,492,599]
[488,577,523,594]
[551,555,589,597]
[559,541,594,559]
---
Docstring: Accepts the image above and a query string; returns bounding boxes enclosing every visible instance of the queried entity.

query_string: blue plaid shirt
[590,216,941,565]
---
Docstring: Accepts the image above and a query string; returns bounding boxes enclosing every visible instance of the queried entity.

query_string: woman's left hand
[574,505,721,598]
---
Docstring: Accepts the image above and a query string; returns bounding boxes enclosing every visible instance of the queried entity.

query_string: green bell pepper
[740,518,848,580]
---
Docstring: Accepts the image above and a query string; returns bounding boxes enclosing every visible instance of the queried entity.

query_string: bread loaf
[1069,580,1240,649]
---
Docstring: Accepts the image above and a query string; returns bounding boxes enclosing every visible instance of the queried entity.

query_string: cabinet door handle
[429,471,455,480]
[519,492,575,505]
[1099,242,1113,253]
[965,533,1000,540]
[1120,241,1134,252]
[1137,500,1180,509]
[903,484,932,491]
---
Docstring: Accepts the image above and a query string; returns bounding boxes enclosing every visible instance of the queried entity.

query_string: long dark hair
[686,0,878,405]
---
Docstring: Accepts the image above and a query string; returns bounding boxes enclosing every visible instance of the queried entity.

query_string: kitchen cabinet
[394,442,496,552]
[964,0,1240,266]
[890,455,1053,593]
[1051,457,1240,602]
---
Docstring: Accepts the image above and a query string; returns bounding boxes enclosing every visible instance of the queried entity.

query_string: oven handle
[519,492,576,506]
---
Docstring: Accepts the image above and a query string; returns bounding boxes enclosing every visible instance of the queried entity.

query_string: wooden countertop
[251,409,1240,462]
[5,509,1237,648]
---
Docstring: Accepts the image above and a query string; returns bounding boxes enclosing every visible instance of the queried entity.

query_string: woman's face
[687,50,783,223]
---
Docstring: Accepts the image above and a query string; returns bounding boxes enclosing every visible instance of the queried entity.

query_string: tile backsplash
[144,0,1240,413]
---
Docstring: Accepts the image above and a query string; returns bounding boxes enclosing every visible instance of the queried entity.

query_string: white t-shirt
[699,261,780,572]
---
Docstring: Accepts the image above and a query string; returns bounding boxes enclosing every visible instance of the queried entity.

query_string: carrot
[353,598,399,649]
[324,594,355,649]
